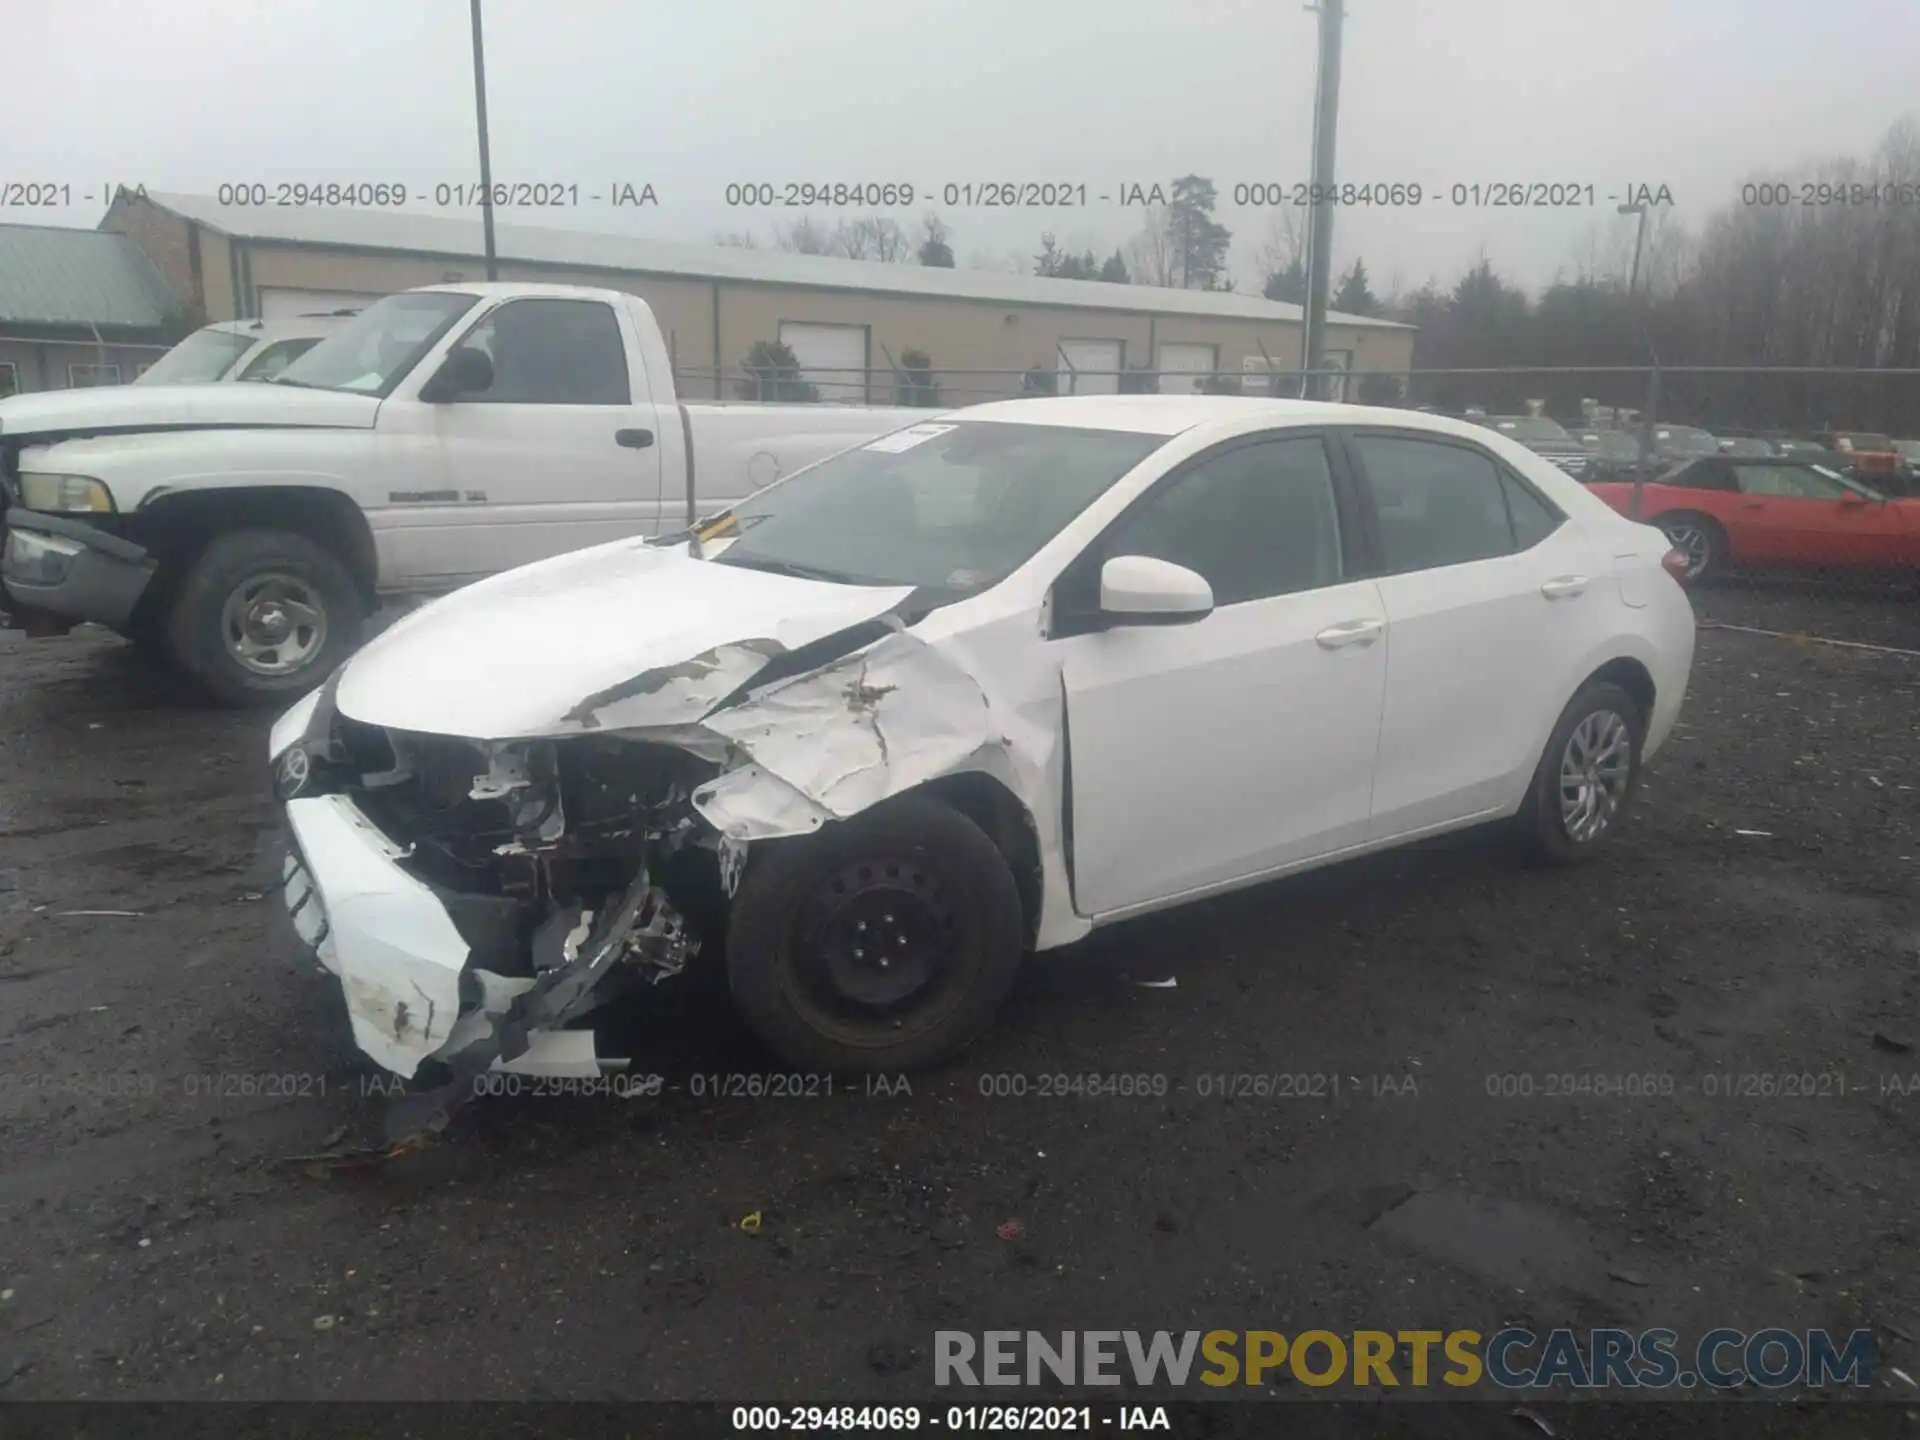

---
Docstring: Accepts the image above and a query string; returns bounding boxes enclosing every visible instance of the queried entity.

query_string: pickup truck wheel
[724,794,1025,1073]
[165,530,363,706]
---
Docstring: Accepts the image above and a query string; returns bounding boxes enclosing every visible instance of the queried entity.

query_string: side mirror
[420,346,494,402]
[1099,555,1214,625]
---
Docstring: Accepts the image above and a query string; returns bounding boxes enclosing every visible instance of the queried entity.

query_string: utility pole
[1299,0,1345,400]
[469,0,499,280]
[1620,200,1649,301]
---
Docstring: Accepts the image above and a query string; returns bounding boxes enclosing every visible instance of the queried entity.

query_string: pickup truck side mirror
[420,346,494,403]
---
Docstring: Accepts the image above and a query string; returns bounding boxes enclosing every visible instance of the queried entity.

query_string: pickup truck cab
[134,313,357,386]
[1,283,923,703]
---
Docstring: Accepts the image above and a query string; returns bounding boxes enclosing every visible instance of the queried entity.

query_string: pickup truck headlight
[18,473,115,514]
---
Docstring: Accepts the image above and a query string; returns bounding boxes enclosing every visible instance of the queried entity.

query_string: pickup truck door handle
[1315,618,1384,649]
[615,428,655,450]
[1540,575,1589,600]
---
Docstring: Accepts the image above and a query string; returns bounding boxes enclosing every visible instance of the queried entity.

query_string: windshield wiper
[712,553,865,584]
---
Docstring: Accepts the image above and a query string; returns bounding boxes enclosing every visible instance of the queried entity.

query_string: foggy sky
[8,0,1919,295]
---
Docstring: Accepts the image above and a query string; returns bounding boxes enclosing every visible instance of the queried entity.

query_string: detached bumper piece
[1,507,156,632]
[280,793,695,1144]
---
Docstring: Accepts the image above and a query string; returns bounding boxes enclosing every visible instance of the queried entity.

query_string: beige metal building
[105,190,1414,403]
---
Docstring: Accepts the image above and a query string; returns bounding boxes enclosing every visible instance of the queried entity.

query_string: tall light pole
[1620,200,1654,517]
[1299,0,1345,400]
[469,0,499,280]
[1620,200,1649,301]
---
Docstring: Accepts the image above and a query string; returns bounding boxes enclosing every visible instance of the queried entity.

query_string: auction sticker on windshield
[863,423,957,453]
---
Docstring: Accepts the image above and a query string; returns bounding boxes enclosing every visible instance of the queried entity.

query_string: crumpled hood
[0,382,379,443]
[335,540,917,739]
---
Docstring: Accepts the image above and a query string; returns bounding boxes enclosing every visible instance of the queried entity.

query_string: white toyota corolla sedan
[267,396,1694,1134]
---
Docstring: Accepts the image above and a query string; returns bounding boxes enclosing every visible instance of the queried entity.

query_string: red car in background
[1819,431,1904,483]
[1587,455,1920,581]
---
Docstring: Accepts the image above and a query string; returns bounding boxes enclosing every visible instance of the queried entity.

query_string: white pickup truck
[0,282,924,703]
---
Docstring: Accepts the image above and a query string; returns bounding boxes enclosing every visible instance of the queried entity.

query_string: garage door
[778,322,868,402]
[1056,339,1122,395]
[257,288,387,320]
[1156,342,1216,395]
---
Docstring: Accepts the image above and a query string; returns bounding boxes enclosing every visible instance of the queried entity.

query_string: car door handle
[615,428,655,449]
[1540,575,1589,600]
[1315,618,1384,649]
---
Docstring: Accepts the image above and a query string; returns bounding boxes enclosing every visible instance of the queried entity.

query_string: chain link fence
[676,358,1920,651]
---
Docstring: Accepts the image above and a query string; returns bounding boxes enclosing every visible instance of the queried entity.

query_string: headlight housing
[19,473,115,513]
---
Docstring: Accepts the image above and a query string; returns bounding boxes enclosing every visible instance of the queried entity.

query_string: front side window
[134,327,254,385]
[1349,435,1530,573]
[1676,459,1738,492]
[706,421,1167,595]
[452,298,630,405]
[1104,437,1343,606]
[275,291,479,397]
[235,337,323,382]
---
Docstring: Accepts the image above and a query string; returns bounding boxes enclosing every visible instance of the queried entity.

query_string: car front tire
[1515,680,1646,865]
[724,794,1026,1073]
[165,529,364,707]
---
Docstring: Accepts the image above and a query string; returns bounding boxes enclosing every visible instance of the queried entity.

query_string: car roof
[947,394,1499,441]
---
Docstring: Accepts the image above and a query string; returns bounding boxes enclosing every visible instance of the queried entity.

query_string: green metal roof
[0,223,183,330]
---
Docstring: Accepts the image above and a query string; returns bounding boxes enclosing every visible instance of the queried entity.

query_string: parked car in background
[1571,428,1653,482]
[1773,436,1837,462]
[135,313,358,386]
[1478,415,1594,478]
[1820,431,1905,486]
[1650,425,1721,462]
[266,396,1694,1124]
[1717,436,1774,458]
[1587,454,1919,581]
[1,283,928,704]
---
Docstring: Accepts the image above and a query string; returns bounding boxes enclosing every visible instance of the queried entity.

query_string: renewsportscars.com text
[935,1328,1877,1390]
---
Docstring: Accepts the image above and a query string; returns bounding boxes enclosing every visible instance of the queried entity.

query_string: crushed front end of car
[272,671,729,1141]
[264,539,1048,1143]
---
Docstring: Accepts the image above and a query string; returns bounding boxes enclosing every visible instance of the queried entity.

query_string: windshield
[702,420,1169,593]
[1655,427,1718,454]
[134,328,255,385]
[1834,433,1894,451]
[274,291,478,396]
[1490,417,1573,444]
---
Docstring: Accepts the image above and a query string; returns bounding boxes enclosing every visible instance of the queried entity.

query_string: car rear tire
[164,529,364,707]
[724,794,1025,1073]
[1514,680,1646,865]
[1656,512,1725,581]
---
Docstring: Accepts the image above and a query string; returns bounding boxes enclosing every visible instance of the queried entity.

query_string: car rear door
[1054,431,1387,917]
[1730,462,1910,569]
[1340,428,1605,840]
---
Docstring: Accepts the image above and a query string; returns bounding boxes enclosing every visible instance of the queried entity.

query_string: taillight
[1660,548,1691,582]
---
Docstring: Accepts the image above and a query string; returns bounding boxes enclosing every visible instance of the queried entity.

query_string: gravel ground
[0,588,1917,1423]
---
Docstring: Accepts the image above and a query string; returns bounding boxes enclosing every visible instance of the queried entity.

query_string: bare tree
[835,216,913,263]
[771,215,838,255]
[1126,205,1177,287]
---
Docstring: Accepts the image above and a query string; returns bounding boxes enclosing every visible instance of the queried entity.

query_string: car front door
[1343,429,1603,840]
[1054,431,1388,918]
[377,296,664,586]
[1730,462,1910,568]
